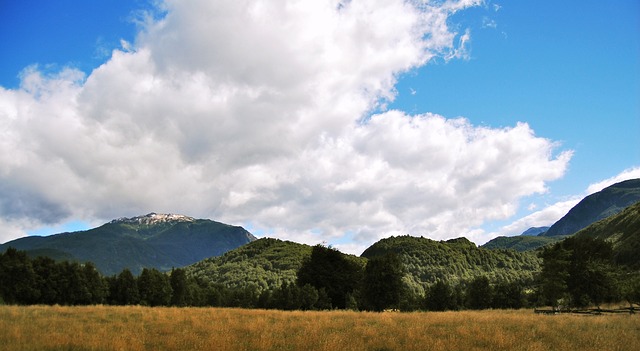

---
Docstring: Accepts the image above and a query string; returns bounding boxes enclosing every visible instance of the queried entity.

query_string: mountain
[542,178,640,237]
[482,179,640,252]
[0,213,256,275]
[573,201,640,268]
[361,236,541,296]
[184,238,314,293]
[481,235,564,252]
[521,226,549,236]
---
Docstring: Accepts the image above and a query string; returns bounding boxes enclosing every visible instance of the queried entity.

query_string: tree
[466,276,493,310]
[138,268,172,306]
[297,245,364,309]
[492,280,525,309]
[170,268,188,306]
[539,243,570,307]
[113,269,139,305]
[620,273,640,308]
[299,284,320,310]
[58,261,92,305]
[539,236,618,308]
[564,237,617,308]
[425,280,454,311]
[362,253,405,311]
[32,256,62,305]
[82,262,107,304]
[0,248,39,304]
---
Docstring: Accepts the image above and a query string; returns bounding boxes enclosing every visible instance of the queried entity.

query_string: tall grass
[1,305,638,351]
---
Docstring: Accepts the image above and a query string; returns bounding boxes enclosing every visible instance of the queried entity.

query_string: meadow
[0,305,638,351]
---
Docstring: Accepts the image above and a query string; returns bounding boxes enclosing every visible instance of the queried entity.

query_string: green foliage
[0,249,108,305]
[424,280,455,311]
[362,235,541,295]
[138,268,173,307]
[574,200,640,268]
[109,268,140,305]
[466,276,493,310]
[620,272,640,306]
[0,248,39,304]
[0,217,255,275]
[481,235,565,252]
[170,268,189,306]
[297,245,365,309]
[492,280,527,309]
[362,253,405,311]
[538,242,571,306]
[185,238,313,294]
[538,236,620,308]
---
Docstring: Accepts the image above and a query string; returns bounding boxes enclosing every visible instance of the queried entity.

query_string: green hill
[186,235,542,298]
[0,213,256,275]
[183,238,315,293]
[573,201,640,268]
[543,178,640,237]
[361,236,541,296]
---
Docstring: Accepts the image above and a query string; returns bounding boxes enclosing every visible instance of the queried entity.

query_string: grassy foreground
[1,305,638,351]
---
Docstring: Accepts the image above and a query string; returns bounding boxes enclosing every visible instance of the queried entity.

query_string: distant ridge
[521,226,549,236]
[542,178,640,236]
[482,179,640,252]
[0,213,256,275]
[481,235,563,252]
[574,201,640,268]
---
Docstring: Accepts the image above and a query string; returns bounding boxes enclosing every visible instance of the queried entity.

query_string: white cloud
[0,0,574,254]
[481,199,580,243]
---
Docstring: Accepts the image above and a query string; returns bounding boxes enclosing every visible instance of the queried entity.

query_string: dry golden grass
[1,305,638,351]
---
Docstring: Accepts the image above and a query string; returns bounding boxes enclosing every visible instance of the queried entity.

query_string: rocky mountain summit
[110,212,195,225]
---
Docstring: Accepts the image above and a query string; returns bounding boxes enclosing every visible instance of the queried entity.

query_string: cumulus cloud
[0,0,573,253]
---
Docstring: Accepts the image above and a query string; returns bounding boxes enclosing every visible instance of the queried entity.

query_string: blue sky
[392,0,639,190]
[0,0,638,253]
[390,0,640,234]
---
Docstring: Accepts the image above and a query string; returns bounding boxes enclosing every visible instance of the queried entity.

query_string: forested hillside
[481,235,564,252]
[0,213,255,275]
[574,201,640,269]
[543,178,640,237]
[361,236,541,296]
[184,238,314,293]
[482,179,640,251]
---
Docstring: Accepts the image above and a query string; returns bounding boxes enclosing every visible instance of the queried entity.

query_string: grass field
[1,305,638,351]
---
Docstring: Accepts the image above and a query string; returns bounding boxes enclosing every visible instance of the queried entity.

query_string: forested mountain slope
[184,238,315,293]
[361,236,541,296]
[574,200,640,268]
[543,178,640,237]
[0,213,256,275]
[483,179,640,251]
[481,235,565,252]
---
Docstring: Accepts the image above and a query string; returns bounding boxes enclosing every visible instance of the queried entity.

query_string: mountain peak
[110,212,195,225]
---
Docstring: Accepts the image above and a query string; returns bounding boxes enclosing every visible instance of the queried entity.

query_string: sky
[0,0,638,255]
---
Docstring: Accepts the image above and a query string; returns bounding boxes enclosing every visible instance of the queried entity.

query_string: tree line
[1,236,638,310]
